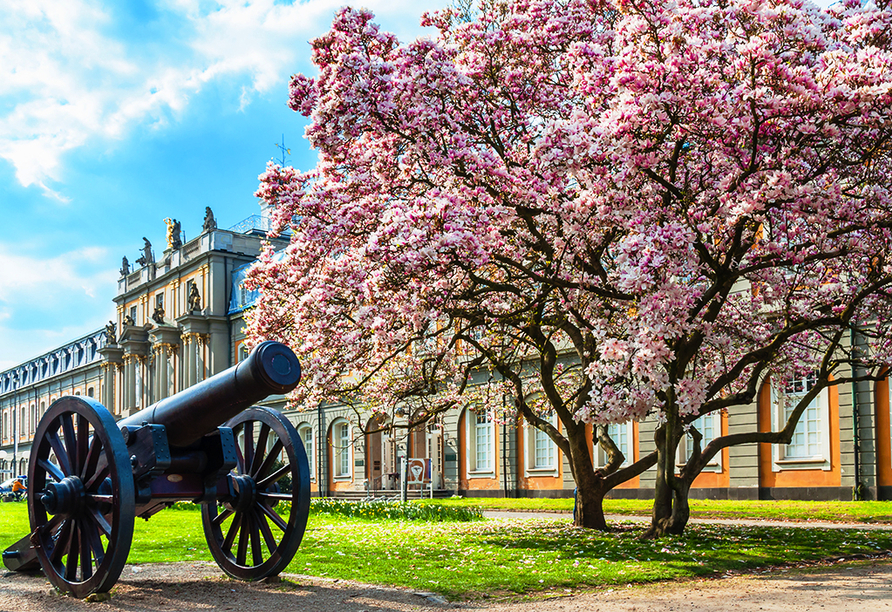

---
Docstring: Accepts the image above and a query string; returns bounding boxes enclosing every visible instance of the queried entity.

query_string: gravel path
[2,560,891,611]
[3,515,891,611]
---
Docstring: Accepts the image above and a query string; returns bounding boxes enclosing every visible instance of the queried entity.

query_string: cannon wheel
[28,396,135,598]
[202,407,310,581]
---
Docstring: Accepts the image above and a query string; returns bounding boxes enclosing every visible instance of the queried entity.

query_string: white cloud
[0,245,111,298]
[0,244,117,366]
[0,0,441,195]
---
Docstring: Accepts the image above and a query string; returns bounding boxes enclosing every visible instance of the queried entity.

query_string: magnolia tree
[247,0,892,534]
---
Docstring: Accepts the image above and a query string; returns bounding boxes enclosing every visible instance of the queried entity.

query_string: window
[298,424,314,480]
[526,414,558,473]
[466,410,494,475]
[596,421,634,468]
[678,411,722,472]
[771,374,831,471]
[129,306,137,322]
[333,420,352,479]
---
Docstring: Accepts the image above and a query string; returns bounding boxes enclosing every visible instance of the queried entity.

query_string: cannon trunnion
[2,341,310,598]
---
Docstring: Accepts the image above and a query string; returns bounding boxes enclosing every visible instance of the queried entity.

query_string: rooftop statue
[151,304,165,324]
[188,284,202,313]
[164,218,182,250]
[135,238,153,267]
[105,321,117,344]
[202,207,217,232]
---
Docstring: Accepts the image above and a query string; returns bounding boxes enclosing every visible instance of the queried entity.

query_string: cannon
[2,341,310,598]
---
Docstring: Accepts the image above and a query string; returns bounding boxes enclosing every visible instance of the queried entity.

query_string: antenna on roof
[274,134,291,166]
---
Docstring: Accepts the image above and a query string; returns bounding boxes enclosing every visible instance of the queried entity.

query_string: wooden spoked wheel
[201,407,310,581]
[28,396,135,598]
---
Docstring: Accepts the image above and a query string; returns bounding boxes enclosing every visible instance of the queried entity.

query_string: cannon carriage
[2,341,310,598]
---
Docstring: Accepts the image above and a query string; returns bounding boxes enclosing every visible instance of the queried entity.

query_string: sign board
[406,458,430,484]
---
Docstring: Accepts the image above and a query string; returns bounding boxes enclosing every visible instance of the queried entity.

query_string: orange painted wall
[458,410,501,491]
[758,380,841,488]
[876,378,892,487]
[691,412,729,489]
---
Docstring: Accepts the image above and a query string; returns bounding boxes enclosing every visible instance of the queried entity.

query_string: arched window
[770,374,830,471]
[297,423,314,480]
[596,421,634,469]
[677,412,722,472]
[465,409,495,475]
[526,414,558,474]
[330,419,352,479]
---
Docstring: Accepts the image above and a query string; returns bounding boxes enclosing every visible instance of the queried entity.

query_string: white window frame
[466,410,495,476]
[332,419,352,480]
[771,375,831,471]
[297,423,314,481]
[677,411,723,473]
[525,414,558,475]
[595,421,634,469]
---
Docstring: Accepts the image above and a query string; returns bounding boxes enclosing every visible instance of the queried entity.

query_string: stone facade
[3,214,892,501]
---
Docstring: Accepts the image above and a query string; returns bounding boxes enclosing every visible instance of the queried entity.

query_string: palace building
[2,208,892,501]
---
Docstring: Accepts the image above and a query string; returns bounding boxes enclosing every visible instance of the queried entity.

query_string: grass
[2,501,891,599]
[308,497,484,521]
[418,497,892,524]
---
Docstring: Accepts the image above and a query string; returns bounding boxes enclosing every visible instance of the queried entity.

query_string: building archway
[365,415,394,492]
[327,418,353,492]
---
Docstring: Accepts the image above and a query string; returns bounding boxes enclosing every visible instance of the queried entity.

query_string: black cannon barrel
[118,341,301,448]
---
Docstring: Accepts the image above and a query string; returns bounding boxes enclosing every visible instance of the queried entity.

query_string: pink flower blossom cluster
[247,0,892,432]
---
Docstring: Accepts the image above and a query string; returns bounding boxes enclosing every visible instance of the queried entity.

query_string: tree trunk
[646,439,674,538]
[643,421,690,538]
[573,481,608,530]
[669,480,691,532]
[566,424,609,529]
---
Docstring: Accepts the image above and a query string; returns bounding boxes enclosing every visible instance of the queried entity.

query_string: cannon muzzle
[118,340,300,447]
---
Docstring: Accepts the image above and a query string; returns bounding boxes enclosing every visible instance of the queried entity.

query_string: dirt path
[2,560,891,612]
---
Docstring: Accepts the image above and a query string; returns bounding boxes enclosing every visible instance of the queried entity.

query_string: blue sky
[0,0,839,372]
[0,0,443,370]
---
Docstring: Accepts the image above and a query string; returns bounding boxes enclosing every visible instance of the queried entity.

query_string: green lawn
[2,501,891,598]
[419,497,892,524]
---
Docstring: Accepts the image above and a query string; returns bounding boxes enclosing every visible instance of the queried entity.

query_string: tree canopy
[248,0,892,533]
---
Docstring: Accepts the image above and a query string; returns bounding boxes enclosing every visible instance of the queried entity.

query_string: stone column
[176,315,210,388]
[98,345,123,416]
[181,333,194,389]
[149,325,182,401]
[119,326,149,416]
